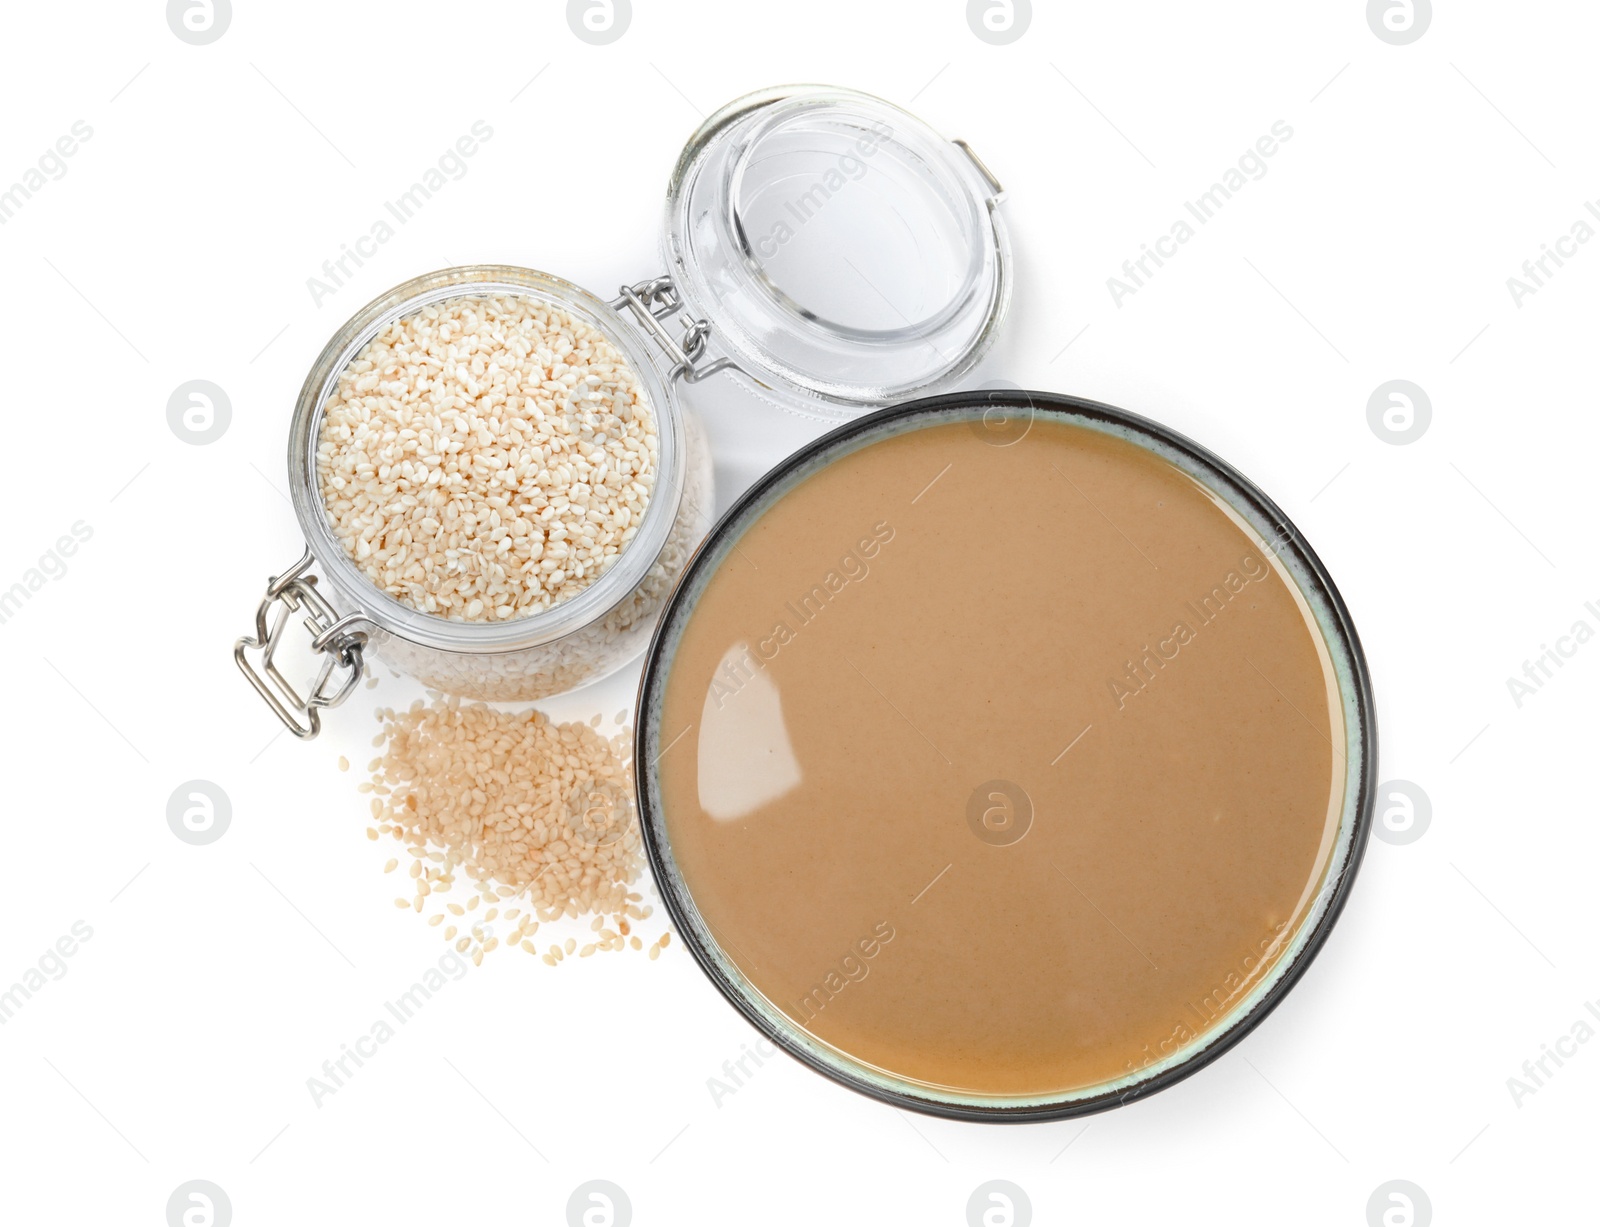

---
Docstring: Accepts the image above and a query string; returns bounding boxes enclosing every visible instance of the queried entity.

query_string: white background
[1,2,1595,1224]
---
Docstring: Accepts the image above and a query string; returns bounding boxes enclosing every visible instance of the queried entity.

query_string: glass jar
[236,85,1013,737]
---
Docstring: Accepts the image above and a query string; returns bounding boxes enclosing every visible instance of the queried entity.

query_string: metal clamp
[952,138,1005,202]
[234,549,368,740]
[610,277,737,384]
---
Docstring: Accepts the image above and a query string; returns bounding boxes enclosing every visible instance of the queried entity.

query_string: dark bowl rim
[631,388,1378,1123]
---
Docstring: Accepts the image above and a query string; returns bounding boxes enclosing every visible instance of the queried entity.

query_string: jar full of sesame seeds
[236,85,1012,738]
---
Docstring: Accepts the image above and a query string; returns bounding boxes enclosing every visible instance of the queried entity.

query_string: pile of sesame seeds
[316,293,658,622]
[350,697,671,967]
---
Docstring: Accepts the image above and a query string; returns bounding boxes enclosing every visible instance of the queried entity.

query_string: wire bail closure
[611,277,737,384]
[234,549,368,740]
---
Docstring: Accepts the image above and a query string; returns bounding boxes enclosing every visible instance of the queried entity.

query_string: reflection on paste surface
[697,642,803,822]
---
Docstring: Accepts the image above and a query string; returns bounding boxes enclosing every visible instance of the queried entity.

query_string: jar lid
[662,86,1011,420]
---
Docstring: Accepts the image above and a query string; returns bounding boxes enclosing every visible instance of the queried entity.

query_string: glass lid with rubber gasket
[662,85,1012,419]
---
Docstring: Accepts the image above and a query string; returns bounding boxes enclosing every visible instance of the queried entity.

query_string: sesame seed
[315,295,658,622]
[364,697,643,952]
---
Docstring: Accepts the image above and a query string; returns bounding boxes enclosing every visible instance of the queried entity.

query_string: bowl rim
[632,388,1378,1122]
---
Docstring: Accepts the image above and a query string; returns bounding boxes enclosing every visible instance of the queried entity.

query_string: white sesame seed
[316,295,658,622]
[366,698,642,938]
